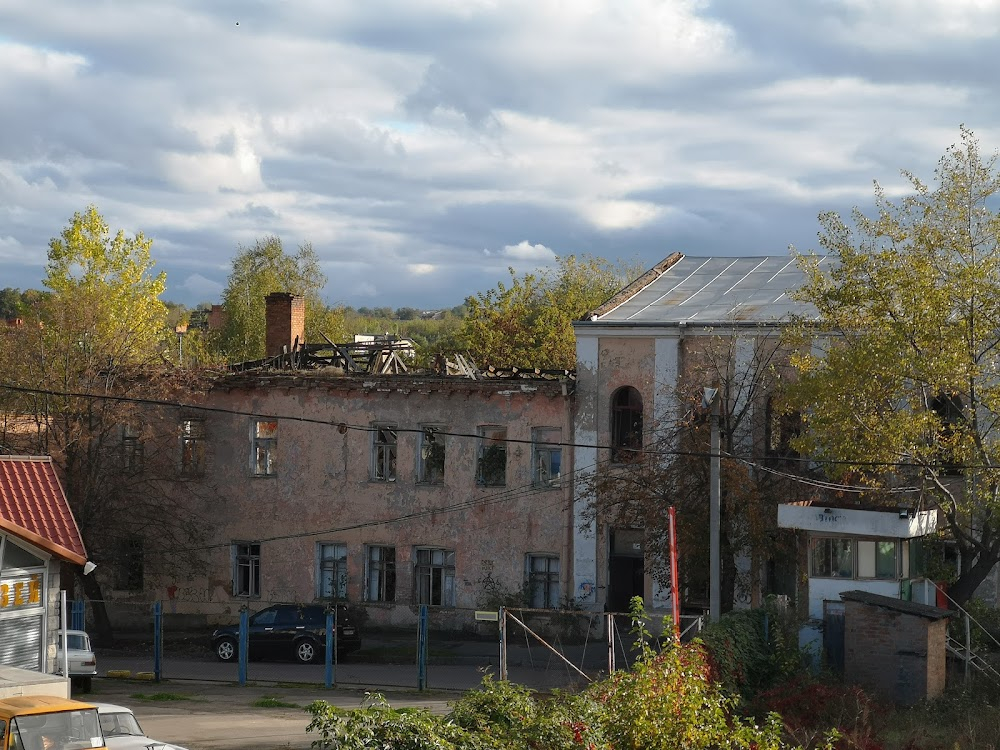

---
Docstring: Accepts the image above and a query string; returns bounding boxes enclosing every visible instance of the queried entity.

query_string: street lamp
[702,387,721,624]
[175,323,188,365]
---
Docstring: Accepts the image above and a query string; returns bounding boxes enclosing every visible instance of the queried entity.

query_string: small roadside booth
[0,456,89,697]
[777,502,938,670]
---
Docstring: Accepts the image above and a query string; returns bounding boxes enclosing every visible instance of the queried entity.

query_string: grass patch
[129,692,192,702]
[252,696,301,709]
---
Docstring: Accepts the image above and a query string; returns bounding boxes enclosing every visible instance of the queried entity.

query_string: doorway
[608,528,644,613]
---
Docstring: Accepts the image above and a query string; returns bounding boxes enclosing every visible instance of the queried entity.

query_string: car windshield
[98,710,143,737]
[11,708,103,750]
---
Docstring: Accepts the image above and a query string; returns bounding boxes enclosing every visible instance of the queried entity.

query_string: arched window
[611,387,643,463]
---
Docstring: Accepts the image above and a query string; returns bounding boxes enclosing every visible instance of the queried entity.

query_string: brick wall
[843,599,947,705]
[264,293,305,357]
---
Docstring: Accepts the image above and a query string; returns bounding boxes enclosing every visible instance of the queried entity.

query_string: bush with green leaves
[306,602,798,750]
[697,600,803,701]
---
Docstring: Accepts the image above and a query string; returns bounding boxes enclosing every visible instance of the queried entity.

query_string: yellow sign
[0,574,42,610]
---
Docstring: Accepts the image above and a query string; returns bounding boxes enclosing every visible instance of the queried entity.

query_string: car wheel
[215,637,238,662]
[79,676,93,693]
[295,639,318,664]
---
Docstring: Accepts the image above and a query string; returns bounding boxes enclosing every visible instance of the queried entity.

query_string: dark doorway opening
[608,528,644,613]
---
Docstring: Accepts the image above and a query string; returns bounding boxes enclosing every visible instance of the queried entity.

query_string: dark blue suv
[211,603,362,664]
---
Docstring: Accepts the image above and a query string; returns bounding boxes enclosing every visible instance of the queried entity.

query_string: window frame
[416,425,446,485]
[526,554,561,608]
[364,544,397,603]
[232,541,261,598]
[251,419,278,477]
[413,547,456,607]
[371,423,397,482]
[477,425,507,486]
[809,536,900,580]
[532,427,563,488]
[610,387,643,464]
[316,542,349,600]
[180,417,206,476]
[121,424,144,475]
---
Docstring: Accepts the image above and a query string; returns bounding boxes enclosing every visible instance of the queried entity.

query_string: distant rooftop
[589,254,829,325]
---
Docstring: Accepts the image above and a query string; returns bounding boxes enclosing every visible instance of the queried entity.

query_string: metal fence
[75,598,702,693]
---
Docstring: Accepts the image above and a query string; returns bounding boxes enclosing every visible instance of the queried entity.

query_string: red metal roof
[0,456,87,565]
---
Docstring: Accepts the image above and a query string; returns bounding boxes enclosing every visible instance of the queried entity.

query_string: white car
[95,703,190,750]
[55,629,97,691]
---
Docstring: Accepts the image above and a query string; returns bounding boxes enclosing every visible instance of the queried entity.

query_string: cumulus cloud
[0,1,996,308]
[488,241,556,262]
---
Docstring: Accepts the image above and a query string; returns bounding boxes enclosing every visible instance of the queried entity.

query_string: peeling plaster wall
[154,376,573,629]
[573,335,599,608]
[651,335,680,609]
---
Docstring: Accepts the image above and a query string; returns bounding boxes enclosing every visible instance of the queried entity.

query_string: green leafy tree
[217,236,346,361]
[786,127,1000,605]
[0,206,215,642]
[459,255,638,370]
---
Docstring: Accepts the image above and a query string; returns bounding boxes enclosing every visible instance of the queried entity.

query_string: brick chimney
[265,293,305,357]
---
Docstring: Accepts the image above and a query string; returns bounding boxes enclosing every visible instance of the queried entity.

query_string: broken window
[477,426,507,486]
[610,387,643,463]
[252,419,277,476]
[414,547,455,606]
[532,428,562,487]
[180,418,205,476]
[765,396,801,459]
[417,425,445,484]
[371,424,397,482]
[232,542,261,597]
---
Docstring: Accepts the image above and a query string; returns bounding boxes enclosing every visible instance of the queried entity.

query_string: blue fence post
[153,601,162,683]
[417,604,428,691]
[71,600,85,631]
[238,605,249,686]
[325,607,335,689]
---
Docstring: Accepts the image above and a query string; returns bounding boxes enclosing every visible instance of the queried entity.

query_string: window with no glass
[477,426,507,486]
[180,418,206,476]
[610,387,643,463]
[232,542,261,597]
[372,424,397,482]
[252,419,277,476]
[417,425,446,484]
[532,428,562,487]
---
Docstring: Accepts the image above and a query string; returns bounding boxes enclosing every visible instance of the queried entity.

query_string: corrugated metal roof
[0,456,87,564]
[596,255,827,325]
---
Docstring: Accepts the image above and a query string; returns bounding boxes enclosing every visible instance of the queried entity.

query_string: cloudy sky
[2,1,997,310]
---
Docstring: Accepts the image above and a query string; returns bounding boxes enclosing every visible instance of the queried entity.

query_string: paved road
[87,677,456,750]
